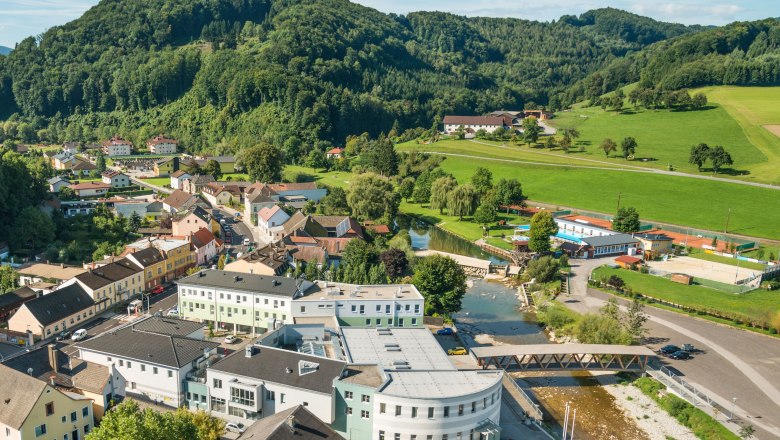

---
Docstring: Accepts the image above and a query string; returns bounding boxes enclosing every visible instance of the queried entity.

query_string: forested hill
[0,47,10,56]
[0,1,701,152]
[568,19,780,102]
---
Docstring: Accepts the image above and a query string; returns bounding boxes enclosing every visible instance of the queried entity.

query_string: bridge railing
[646,364,715,407]
[501,371,544,421]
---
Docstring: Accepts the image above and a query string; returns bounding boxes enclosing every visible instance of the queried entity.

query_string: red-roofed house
[326,147,344,159]
[190,228,222,265]
[101,136,132,156]
[146,135,178,154]
[69,181,111,198]
[258,205,290,242]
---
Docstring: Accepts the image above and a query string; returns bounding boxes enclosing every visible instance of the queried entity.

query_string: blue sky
[1,0,778,48]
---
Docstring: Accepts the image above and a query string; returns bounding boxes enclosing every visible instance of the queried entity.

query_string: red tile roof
[147,135,178,145]
[69,181,110,190]
[615,255,642,265]
[327,147,344,155]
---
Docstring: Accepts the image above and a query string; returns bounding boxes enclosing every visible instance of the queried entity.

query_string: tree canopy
[346,173,399,222]
[86,400,224,440]
[238,143,284,183]
[412,254,467,316]
[529,211,558,253]
[613,206,641,232]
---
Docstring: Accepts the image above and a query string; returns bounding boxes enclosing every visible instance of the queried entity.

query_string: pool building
[515,217,641,258]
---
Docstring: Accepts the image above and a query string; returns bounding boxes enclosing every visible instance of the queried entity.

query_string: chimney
[245,345,254,358]
[285,415,296,432]
[47,344,58,374]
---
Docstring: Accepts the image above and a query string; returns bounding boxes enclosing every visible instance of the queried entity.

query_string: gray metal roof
[177,270,318,298]
[237,405,344,440]
[0,365,48,429]
[210,346,345,395]
[132,316,204,337]
[77,326,218,368]
[22,283,95,326]
[580,234,640,247]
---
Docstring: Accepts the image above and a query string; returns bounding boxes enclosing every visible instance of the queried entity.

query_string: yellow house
[153,157,178,177]
[124,237,195,288]
[67,258,144,313]
[635,233,674,258]
[0,363,96,440]
[9,283,97,339]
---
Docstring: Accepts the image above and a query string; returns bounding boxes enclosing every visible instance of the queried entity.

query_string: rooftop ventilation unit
[385,346,401,352]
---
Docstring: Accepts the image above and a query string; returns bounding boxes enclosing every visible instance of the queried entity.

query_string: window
[395,405,402,416]
[394,434,401,440]
[127,361,132,368]
[168,370,173,378]
[458,404,464,416]
[359,305,365,314]
[345,406,352,416]
[266,390,275,401]
[414,304,420,313]
[82,407,89,417]
[300,306,306,314]
[411,406,418,418]
[361,394,370,403]
[444,406,450,418]
[385,304,390,313]
[428,407,434,419]
[483,398,487,409]
[229,387,255,407]
[34,424,46,437]
[345,391,353,400]
[61,416,66,423]
[45,402,54,416]
[84,425,90,434]
[412,318,417,326]
[361,410,369,419]
[118,360,123,367]
[365,319,371,325]
[210,397,226,413]
[471,401,476,413]
[379,403,386,414]
[153,367,158,375]
[141,364,145,372]
[376,305,381,312]
[442,435,448,440]
[405,304,410,311]
[379,431,385,440]
[71,411,77,422]
[280,393,286,404]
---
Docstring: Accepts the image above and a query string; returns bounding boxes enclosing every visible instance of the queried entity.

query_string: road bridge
[471,344,656,372]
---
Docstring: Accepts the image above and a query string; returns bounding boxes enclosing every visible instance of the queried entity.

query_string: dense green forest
[0,0,706,155]
[567,19,780,102]
[0,0,777,155]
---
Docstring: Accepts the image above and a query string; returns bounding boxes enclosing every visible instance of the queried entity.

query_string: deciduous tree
[430,176,456,214]
[379,248,408,280]
[447,184,478,221]
[494,178,525,213]
[528,211,558,253]
[238,143,284,183]
[688,143,711,171]
[412,254,466,316]
[709,145,733,174]
[470,167,493,196]
[600,138,617,157]
[613,206,640,232]
[346,173,399,221]
[201,159,223,180]
[473,202,497,235]
[621,136,637,159]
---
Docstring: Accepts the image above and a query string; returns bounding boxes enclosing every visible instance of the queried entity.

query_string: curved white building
[373,370,502,440]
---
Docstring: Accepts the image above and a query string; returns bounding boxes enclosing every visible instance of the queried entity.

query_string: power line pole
[724,208,731,233]
[616,192,622,212]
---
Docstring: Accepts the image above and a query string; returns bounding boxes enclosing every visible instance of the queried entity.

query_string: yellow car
[447,347,468,355]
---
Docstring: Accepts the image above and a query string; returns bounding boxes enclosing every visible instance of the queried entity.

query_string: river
[398,215,652,439]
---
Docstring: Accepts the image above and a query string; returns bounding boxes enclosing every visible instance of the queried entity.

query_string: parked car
[166,308,179,317]
[55,330,71,341]
[243,238,251,246]
[681,343,695,352]
[150,285,165,295]
[224,334,238,344]
[436,327,454,336]
[71,329,88,341]
[670,350,691,360]
[447,347,468,355]
[225,422,245,434]
[659,345,680,355]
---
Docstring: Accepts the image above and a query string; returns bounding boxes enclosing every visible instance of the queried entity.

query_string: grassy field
[688,249,767,271]
[427,154,780,240]
[547,85,780,184]
[400,200,527,242]
[593,266,779,323]
[284,166,355,188]
[140,177,170,187]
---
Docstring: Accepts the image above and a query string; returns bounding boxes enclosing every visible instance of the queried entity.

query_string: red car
[150,285,165,295]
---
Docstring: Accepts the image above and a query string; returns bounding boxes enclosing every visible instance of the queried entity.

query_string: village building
[146,135,178,154]
[183,174,216,194]
[170,169,192,190]
[0,363,96,440]
[47,176,71,192]
[76,316,218,408]
[258,205,291,242]
[184,155,238,174]
[224,245,289,276]
[163,189,203,213]
[442,115,511,135]
[326,147,344,159]
[189,228,223,266]
[101,170,131,188]
[69,181,111,198]
[153,156,179,176]
[172,206,220,236]
[17,263,86,287]
[62,258,144,312]
[9,282,97,338]
[101,136,132,157]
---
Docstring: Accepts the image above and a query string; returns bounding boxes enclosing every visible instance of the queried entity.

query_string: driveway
[566,257,780,438]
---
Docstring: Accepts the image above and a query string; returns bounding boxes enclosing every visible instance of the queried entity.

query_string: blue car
[659,345,680,355]
[437,327,454,336]
[670,350,691,360]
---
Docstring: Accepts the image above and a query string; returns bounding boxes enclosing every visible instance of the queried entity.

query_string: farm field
[592,266,779,324]
[548,86,780,184]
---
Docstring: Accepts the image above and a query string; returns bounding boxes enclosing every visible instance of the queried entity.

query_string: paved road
[566,258,780,438]
[465,140,780,191]
[58,285,179,356]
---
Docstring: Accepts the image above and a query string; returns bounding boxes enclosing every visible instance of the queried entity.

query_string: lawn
[688,250,767,271]
[548,85,780,184]
[140,177,170,187]
[592,266,780,323]
[431,155,780,240]
[400,200,527,242]
[284,166,355,188]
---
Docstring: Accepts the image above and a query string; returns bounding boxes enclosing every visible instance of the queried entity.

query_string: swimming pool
[514,225,585,244]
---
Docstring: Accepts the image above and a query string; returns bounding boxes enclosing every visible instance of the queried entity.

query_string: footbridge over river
[414,249,517,277]
[471,344,657,372]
